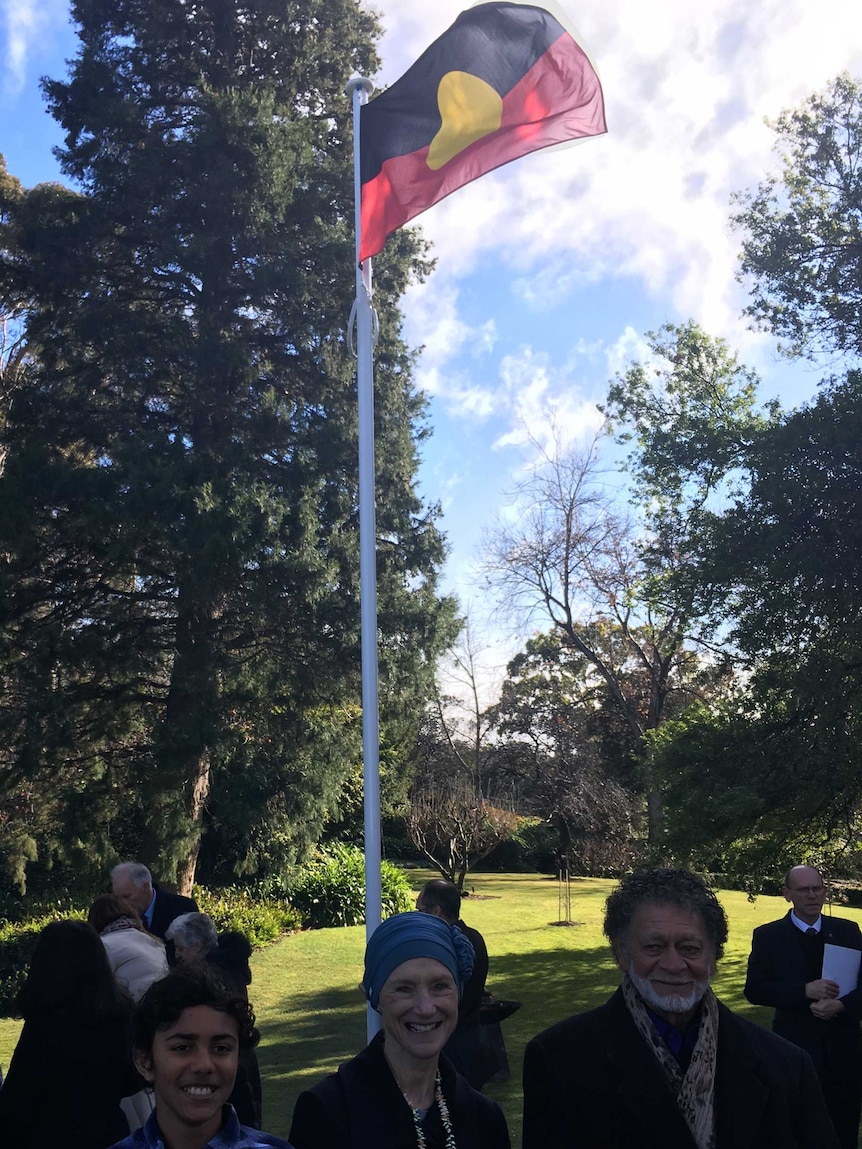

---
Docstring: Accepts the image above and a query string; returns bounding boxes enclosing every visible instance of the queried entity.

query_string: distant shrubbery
[195,886,300,948]
[287,842,414,928]
[480,819,559,874]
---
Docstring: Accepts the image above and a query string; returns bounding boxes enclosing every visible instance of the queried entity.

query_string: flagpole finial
[345,75,374,99]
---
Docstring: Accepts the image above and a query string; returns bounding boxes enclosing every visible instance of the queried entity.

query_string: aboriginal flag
[359,2,606,262]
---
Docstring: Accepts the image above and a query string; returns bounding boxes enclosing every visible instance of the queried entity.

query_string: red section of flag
[359,27,605,262]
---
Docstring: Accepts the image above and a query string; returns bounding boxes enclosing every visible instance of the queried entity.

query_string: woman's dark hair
[88,893,142,934]
[134,966,259,1057]
[207,931,253,995]
[17,919,129,1021]
[603,868,729,961]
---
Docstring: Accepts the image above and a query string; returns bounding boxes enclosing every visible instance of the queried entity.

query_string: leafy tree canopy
[733,72,862,361]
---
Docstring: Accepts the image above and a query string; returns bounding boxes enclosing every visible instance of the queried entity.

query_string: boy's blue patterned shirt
[110,1105,293,1149]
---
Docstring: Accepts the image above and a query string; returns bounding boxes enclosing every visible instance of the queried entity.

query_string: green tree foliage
[653,371,862,881]
[647,76,862,881]
[602,320,777,630]
[604,321,768,507]
[0,155,34,478]
[733,72,862,360]
[714,371,862,657]
[0,0,456,892]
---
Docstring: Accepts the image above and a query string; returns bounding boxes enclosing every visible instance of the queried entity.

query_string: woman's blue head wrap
[362,911,475,1011]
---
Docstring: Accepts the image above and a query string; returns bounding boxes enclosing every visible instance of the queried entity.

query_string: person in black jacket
[0,920,142,1149]
[289,911,510,1149]
[744,864,862,1149]
[416,879,492,1088]
[523,868,839,1149]
[111,862,198,941]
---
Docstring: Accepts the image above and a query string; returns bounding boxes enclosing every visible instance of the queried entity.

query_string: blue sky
[3,0,862,699]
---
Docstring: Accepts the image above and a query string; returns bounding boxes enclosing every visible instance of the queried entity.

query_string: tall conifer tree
[0,0,456,891]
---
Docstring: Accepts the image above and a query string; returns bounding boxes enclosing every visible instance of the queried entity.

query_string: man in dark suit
[416,878,491,1088]
[523,868,839,1149]
[110,861,198,941]
[744,864,862,1149]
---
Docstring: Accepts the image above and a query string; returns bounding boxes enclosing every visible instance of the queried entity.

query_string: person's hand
[810,998,844,1020]
[805,978,839,1000]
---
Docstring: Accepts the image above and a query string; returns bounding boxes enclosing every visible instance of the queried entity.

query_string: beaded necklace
[405,1071,457,1149]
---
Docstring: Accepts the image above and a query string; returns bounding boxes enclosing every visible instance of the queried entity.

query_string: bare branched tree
[406,781,518,890]
[406,623,516,888]
[484,430,700,845]
[433,618,503,802]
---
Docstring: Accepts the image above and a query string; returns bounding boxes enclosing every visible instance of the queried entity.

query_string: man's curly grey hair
[603,868,728,962]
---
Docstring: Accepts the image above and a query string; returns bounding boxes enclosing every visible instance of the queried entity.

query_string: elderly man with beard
[522,869,839,1149]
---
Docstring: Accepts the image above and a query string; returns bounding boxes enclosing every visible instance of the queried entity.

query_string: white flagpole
[346,74,382,1042]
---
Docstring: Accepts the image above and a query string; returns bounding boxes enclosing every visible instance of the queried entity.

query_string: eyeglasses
[788,886,824,895]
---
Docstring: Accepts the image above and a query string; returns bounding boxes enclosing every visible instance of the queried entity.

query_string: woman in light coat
[88,894,169,1002]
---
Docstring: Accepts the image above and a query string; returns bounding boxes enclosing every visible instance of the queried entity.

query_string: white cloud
[1,0,38,93]
[0,0,67,98]
[605,326,654,379]
[490,345,604,455]
[406,278,497,369]
[402,275,505,420]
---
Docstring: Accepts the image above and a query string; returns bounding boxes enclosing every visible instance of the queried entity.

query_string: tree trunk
[149,578,220,890]
[175,747,211,896]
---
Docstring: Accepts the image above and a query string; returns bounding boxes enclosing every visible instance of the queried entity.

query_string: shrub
[287,843,414,928]
[0,867,99,924]
[480,818,559,874]
[194,886,300,948]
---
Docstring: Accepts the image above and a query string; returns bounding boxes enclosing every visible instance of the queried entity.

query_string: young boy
[111,967,293,1149]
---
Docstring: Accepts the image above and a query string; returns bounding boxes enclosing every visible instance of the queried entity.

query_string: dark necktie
[806,927,817,936]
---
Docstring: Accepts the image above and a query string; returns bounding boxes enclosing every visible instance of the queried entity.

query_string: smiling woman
[288,912,510,1149]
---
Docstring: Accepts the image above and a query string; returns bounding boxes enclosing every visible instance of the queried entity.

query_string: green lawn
[2,872,860,1147]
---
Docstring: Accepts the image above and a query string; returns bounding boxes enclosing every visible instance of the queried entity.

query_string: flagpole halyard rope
[347,292,379,358]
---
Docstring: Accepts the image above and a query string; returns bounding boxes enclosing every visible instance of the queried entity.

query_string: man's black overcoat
[522,987,839,1149]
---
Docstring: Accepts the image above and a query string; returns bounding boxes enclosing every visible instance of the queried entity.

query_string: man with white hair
[110,861,198,941]
[522,868,839,1149]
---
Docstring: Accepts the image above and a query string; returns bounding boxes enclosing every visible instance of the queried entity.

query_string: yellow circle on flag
[427,71,504,170]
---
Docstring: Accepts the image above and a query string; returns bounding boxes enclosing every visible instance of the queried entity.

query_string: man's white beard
[628,967,710,1016]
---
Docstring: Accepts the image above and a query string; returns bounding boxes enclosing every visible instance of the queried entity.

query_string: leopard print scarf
[621,973,718,1149]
